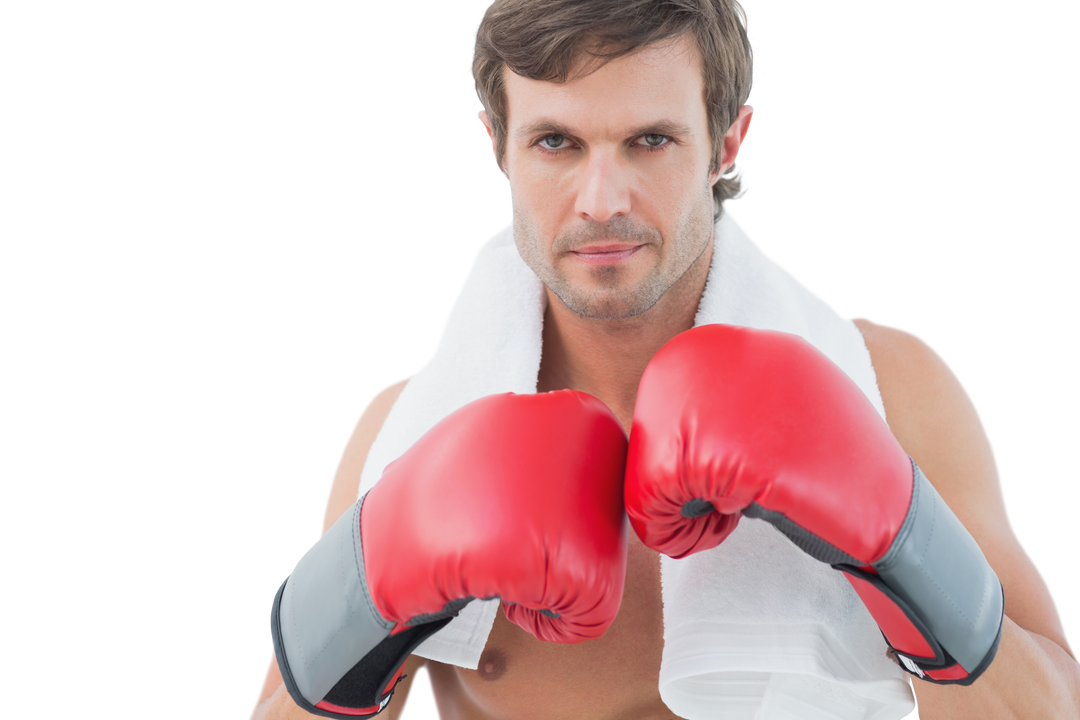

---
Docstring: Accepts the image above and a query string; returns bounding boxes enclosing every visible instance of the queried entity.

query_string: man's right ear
[479,110,494,141]
[473,110,505,181]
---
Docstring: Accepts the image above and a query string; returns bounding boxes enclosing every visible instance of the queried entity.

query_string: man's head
[472,0,753,321]
[473,0,753,216]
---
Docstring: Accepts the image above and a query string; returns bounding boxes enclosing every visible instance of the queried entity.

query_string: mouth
[569,243,644,265]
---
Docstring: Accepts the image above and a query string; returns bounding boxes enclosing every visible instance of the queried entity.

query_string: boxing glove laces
[272,390,629,717]
[625,324,1004,684]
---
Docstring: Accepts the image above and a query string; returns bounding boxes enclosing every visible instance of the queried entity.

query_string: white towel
[356,214,916,719]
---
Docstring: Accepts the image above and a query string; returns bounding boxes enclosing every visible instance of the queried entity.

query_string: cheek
[635,159,711,215]
[521,172,566,207]
[509,160,574,224]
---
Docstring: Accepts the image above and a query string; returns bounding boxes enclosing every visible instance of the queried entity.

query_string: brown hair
[473,0,753,218]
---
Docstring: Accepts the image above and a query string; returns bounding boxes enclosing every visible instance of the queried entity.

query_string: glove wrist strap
[841,463,1004,684]
[272,498,437,717]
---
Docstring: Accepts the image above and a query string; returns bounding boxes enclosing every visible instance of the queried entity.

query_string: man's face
[499,33,719,320]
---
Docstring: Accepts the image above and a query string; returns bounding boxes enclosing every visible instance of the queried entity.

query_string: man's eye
[640,134,669,147]
[539,134,569,150]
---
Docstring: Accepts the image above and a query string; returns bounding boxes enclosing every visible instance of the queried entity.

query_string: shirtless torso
[425,532,670,720]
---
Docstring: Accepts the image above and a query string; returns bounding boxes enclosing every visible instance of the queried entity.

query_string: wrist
[251,684,303,720]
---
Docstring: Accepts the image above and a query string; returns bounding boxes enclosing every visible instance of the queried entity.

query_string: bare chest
[425,534,681,720]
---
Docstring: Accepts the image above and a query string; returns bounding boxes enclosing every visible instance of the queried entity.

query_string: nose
[574,150,632,224]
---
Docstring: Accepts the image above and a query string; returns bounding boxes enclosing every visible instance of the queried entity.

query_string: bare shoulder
[852,318,1071,653]
[851,318,997,504]
[851,319,973,443]
[323,379,410,532]
[852,317,1010,538]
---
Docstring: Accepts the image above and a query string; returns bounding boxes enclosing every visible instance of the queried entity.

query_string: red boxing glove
[273,390,628,717]
[364,390,629,643]
[625,324,1003,685]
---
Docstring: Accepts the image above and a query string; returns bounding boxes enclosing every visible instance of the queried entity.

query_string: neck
[537,238,713,432]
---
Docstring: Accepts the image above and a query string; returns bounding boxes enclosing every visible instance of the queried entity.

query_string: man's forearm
[914,616,1080,719]
[252,684,308,720]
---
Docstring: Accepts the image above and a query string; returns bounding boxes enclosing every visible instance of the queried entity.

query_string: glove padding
[625,324,1003,684]
[273,390,629,717]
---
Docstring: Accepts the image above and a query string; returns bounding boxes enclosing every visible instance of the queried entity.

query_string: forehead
[503,33,707,136]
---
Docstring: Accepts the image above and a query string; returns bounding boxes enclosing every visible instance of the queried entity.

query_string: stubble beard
[513,184,715,320]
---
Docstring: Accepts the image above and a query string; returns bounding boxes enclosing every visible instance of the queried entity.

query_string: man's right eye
[538,134,568,150]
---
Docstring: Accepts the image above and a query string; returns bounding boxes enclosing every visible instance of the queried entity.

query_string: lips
[574,243,639,254]
[570,243,644,265]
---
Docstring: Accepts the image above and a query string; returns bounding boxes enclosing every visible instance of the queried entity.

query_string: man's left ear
[711,105,754,185]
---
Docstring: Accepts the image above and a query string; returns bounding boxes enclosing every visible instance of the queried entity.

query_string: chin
[554,282,665,320]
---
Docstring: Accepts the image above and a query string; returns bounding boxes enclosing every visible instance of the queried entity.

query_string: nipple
[476,648,507,681]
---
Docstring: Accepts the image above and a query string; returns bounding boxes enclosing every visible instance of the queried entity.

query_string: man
[253,1,1079,718]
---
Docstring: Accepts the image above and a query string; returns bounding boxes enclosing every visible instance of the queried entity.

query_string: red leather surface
[362,391,629,643]
[925,664,969,681]
[626,324,913,562]
[844,572,936,660]
[315,699,381,716]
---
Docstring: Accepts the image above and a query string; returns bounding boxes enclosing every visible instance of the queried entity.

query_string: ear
[711,105,754,184]
[479,111,494,141]
[475,110,507,183]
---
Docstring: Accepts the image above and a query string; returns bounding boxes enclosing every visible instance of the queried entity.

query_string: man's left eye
[640,134,669,147]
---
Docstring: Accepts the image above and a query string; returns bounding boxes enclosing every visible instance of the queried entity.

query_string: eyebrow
[513,118,694,141]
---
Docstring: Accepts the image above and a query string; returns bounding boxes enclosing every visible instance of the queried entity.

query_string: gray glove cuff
[873,463,1004,679]
[272,497,394,708]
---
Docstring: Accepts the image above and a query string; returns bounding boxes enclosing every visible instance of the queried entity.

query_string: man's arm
[855,319,1080,719]
[253,652,427,720]
[251,380,426,720]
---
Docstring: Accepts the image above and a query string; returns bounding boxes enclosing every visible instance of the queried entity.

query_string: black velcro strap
[744,503,862,567]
